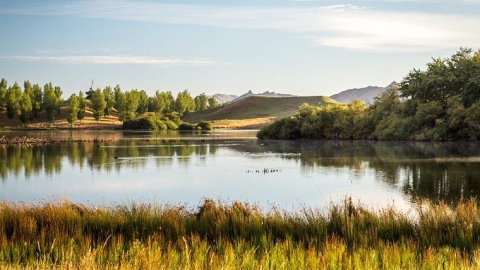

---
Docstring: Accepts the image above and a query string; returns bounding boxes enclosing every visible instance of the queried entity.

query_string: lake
[2,130,480,211]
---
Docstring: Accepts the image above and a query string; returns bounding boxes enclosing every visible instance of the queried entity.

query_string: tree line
[258,48,480,141]
[0,80,219,128]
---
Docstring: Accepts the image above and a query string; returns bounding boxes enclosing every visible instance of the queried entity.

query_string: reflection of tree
[258,140,480,205]
[3,139,480,206]
[400,162,479,204]
[0,146,7,181]
[43,145,62,176]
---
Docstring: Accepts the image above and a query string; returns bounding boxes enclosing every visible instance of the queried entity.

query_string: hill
[329,81,397,104]
[183,95,337,128]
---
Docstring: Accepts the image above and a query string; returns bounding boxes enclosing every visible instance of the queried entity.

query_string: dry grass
[2,198,480,268]
[0,106,122,130]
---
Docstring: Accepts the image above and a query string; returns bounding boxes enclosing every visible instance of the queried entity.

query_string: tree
[67,94,79,126]
[43,82,61,122]
[126,90,141,120]
[208,97,219,109]
[113,85,122,110]
[77,91,87,122]
[194,93,208,111]
[91,88,107,121]
[151,90,175,114]
[175,89,195,116]
[30,83,43,120]
[136,90,149,115]
[0,78,7,109]
[102,86,115,117]
[18,91,32,124]
[5,82,23,119]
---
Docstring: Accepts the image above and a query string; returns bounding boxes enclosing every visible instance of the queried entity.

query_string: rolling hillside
[183,95,337,128]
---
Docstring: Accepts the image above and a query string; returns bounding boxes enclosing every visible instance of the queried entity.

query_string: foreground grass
[2,198,480,269]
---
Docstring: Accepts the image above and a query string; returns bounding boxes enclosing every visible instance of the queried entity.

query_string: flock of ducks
[246,168,281,174]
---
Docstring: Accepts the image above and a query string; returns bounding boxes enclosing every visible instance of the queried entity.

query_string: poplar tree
[67,94,79,126]
[91,88,107,121]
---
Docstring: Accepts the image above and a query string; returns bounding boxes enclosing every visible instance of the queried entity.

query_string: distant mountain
[212,94,237,104]
[329,81,398,104]
[231,90,296,103]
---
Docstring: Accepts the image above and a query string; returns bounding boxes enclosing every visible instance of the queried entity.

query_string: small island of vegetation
[258,48,480,141]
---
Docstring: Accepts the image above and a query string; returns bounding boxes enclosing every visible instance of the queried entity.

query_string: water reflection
[1,137,480,207]
[253,141,480,204]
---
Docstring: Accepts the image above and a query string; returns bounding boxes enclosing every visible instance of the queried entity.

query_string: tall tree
[18,91,32,124]
[175,89,195,116]
[30,83,43,120]
[151,90,175,114]
[136,90,149,115]
[5,82,23,119]
[0,78,7,109]
[194,93,208,111]
[67,94,79,126]
[43,82,61,122]
[125,90,140,121]
[77,91,87,122]
[102,86,115,117]
[208,97,219,109]
[91,88,107,121]
[113,84,122,110]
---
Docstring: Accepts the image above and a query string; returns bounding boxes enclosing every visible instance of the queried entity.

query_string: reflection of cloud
[4,55,217,66]
[2,1,480,52]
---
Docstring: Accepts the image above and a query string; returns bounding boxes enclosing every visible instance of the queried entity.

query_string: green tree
[136,90,149,115]
[194,93,208,111]
[151,90,175,114]
[67,94,79,126]
[0,78,7,109]
[18,91,32,124]
[113,85,122,110]
[77,91,87,122]
[5,82,23,119]
[102,86,115,117]
[126,90,141,120]
[175,89,195,116]
[30,83,43,120]
[43,82,61,122]
[208,96,219,109]
[91,88,107,121]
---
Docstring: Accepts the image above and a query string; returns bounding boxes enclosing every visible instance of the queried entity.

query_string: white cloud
[4,55,217,66]
[2,1,480,52]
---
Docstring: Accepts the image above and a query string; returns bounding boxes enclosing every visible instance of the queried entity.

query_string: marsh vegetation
[2,198,480,269]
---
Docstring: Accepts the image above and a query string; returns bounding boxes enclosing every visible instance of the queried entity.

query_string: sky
[1,0,480,98]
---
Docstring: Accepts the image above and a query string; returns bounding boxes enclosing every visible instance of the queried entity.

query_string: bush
[122,115,168,130]
[178,122,194,130]
[196,121,213,130]
[257,117,300,140]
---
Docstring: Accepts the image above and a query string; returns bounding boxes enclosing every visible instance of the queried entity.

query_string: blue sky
[1,0,480,98]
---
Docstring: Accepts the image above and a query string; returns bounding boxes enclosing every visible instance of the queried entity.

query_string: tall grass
[2,198,480,269]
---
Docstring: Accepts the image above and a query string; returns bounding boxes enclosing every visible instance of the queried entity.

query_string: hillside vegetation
[259,48,480,141]
[183,95,338,128]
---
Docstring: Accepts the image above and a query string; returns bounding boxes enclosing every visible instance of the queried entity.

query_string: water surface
[2,130,480,210]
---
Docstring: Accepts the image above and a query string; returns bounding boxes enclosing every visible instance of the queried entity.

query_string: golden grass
[2,198,480,268]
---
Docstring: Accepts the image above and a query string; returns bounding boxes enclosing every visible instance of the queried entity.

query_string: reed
[2,198,480,268]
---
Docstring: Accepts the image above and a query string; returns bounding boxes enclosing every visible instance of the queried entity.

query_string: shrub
[122,115,168,130]
[257,117,300,140]
[196,121,213,130]
[178,122,194,130]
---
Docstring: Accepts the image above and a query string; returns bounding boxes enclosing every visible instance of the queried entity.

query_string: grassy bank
[2,198,480,269]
